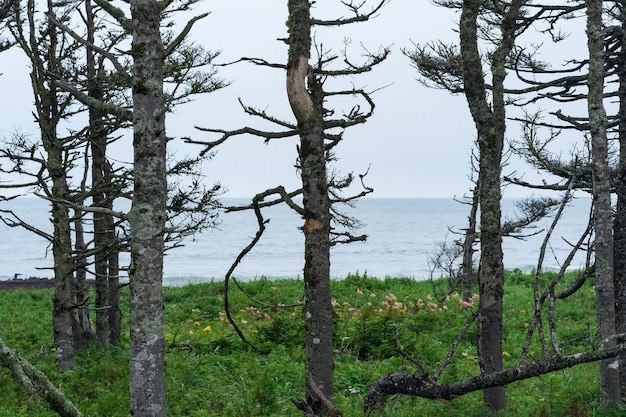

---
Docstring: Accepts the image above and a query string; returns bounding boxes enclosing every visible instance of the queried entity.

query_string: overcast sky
[0,1,586,199]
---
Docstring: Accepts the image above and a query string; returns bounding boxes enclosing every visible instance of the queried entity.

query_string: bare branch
[164,12,210,57]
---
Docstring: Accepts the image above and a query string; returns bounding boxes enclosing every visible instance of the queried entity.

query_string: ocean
[0,196,592,285]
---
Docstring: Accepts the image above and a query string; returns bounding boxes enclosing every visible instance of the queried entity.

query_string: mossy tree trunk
[587,0,621,406]
[287,0,335,410]
[460,0,521,410]
[128,0,167,414]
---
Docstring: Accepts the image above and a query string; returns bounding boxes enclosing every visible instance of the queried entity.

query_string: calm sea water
[0,196,592,285]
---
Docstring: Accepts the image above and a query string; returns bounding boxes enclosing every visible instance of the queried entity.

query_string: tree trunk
[39,0,76,373]
[587,0,621,406]
[287,0,335,411]
[86,0,111,347]
[73,205,95,350]
[50,191,76,374]
[459,0,521,409]
[108,246,122,345]
[613,3,626,402]
[461,186,479,301]
[128,0,167,415]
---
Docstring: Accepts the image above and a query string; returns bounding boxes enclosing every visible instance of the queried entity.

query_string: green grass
[0,271,624,416]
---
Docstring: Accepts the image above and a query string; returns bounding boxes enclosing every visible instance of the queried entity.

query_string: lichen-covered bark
[0,337,83,417]
[459,0,521,410]
[287,0,335,408]
[128,0,167,415]
[586,0,620,406]
[612,4,626,401]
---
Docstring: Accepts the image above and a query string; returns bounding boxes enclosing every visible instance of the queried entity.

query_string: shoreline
[0,277,95,291]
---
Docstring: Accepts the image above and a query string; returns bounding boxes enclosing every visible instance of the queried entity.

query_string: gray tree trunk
[73,204,96,350]
[587,0,621,406]
[461,187,479,301]
[459,0,521,409]
[287,0,335,410]
[612,2,626,401]
[86,0,111,347]
[40,0,76,373]
[127,0,167,414]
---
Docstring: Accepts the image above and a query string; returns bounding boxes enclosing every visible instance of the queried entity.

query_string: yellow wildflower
[203,326,212,332]
[193,321,201,326]
[502,351,510,357]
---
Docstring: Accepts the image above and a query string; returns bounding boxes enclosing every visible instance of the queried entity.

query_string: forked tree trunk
[459,0,521,409]
[587,0,621,406]
[128,0,167,414]
[287,0,335,410]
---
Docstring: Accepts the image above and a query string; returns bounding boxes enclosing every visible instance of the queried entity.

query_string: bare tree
[5,0,87,372]
[187,2,387,414]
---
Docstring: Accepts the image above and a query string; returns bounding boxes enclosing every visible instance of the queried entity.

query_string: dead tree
[187,2,388,414]
[404,0,585,410]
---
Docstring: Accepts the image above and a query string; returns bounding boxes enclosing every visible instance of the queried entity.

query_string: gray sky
[0,1,584,199]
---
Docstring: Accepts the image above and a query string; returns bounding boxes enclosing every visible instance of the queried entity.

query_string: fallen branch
[364,341,626,414]
[0,337,83,417]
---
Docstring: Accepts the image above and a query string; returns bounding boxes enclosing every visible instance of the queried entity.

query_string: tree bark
[0,337,83,417]
[587,0,621,406]
[287,0,335,411]
[128,0,167,414]
[461,187,479,301]
[613,2,626,401]
[459,0,521,409]
[39,0,76,373]
[72,204,96,350]
[86,0,111,347]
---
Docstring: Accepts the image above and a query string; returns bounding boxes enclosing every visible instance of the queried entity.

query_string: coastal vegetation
[1,271,623,417]
[2,1,626,414]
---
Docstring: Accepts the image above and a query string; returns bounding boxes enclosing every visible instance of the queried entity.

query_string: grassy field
[0,271,624,416]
